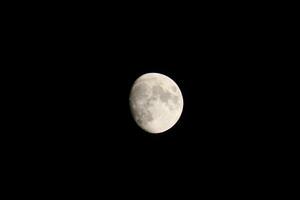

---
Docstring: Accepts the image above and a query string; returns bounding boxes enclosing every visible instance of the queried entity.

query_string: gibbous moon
[129,73,184,134]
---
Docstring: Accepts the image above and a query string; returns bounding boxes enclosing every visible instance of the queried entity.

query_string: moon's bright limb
[129,73,184,134]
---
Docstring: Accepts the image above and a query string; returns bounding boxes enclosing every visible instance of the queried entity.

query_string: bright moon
[129,73,184,134]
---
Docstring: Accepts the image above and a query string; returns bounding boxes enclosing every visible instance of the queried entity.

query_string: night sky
[43,59,268,171]
[27,56,273,194]
[8,3,282,194]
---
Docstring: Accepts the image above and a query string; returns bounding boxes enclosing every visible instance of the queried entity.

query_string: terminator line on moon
[129,73,184,134]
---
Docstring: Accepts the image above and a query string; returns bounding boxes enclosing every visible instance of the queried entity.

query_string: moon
[129,73,184,134]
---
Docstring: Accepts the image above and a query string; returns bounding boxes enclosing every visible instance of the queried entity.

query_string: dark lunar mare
[152,85,180,110]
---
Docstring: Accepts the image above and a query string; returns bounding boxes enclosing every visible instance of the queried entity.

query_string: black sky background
[29,48,273,185]
[5,3,285,194]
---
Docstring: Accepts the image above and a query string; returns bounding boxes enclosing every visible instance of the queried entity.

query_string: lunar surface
[129,73,184,134]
